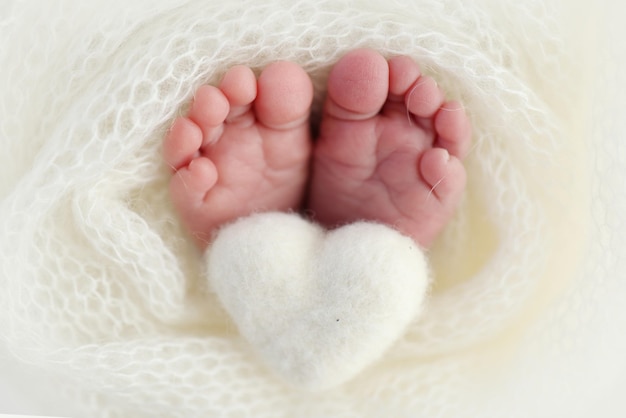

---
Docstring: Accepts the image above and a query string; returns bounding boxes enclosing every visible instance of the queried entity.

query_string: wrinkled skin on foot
[164,50,471,250]
[163,62,313,248]
[308,49,471,248]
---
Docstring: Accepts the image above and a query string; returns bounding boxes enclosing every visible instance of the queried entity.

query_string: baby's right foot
[308,49,471,248]
[163,62,314,249]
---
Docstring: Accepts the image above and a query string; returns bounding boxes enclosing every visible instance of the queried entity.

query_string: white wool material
[0,0,624,417]
[207,213,429,390]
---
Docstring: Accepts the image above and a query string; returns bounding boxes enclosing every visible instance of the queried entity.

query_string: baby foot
[308,49,471,248]
[163,62,314,248]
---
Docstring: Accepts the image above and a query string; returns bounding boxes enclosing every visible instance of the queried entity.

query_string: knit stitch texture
[0,0,623,417]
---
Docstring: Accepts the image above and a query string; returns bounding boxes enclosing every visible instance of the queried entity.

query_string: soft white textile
[208,213,429,390]
[0,0,624,417]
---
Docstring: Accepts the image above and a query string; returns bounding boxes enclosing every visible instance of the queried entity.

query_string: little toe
[405,76,445,118]
[434,101,472,159]
[169,157,218,209]
[325,49,389,120]
[163,117,203,170]
[419,148,466,205]
[219,65,257,124]
[255,61,313,130]
[188,85,230,145]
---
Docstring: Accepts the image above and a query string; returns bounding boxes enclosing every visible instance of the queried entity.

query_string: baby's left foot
[308,49,471,248]
[163,62,313,248]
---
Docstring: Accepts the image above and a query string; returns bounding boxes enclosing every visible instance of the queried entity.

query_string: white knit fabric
[0,0,624,417]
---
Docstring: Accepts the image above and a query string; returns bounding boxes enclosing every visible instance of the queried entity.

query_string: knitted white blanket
[1,0,624,416]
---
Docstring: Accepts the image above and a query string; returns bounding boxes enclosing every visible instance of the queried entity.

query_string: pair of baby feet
[163,49,471,250]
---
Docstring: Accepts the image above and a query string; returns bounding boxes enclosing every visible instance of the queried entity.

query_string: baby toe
[219,65,257,124]
[405,76,445,118]
[434,101,472,159]
[220,65,257,107]
[255,61,313,130]
[419,148,466,205]
[169,157,218,210]
[188,85,230,144]
[388,55,421,101]
[163,117,203,171]
[325,49,389,120]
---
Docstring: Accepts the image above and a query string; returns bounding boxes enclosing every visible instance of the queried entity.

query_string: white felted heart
[206,212,429,390]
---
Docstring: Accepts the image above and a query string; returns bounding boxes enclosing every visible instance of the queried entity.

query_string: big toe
[254,61,313,130]
[325,49,389,120]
